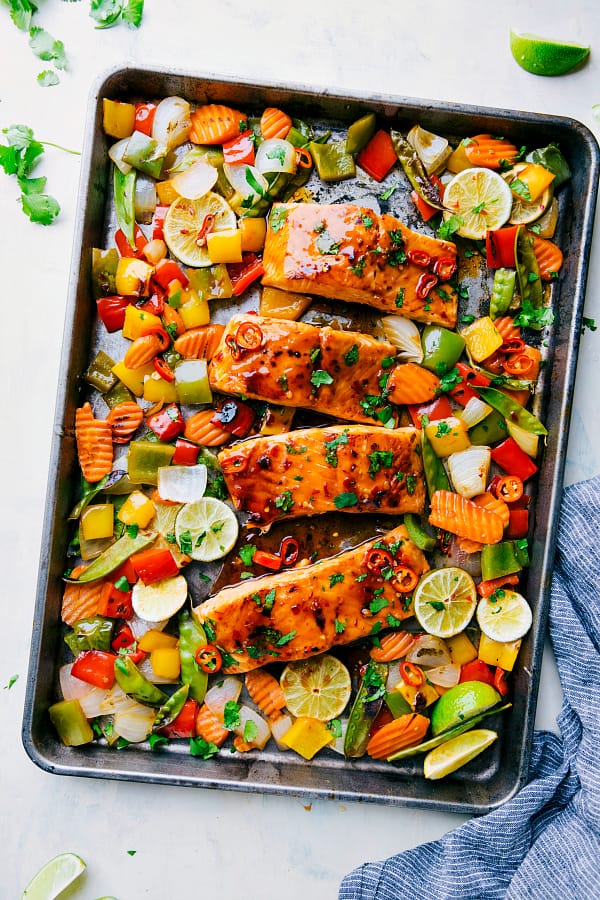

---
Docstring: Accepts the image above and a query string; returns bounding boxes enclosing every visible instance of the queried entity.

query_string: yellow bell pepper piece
[121,305,162,341]
[138,630,179,652]
[512,163,555,203]
[155,179,180,205]
[143,371,179,403]
[394,677,439,710]
[102,99,135,139]
[424,416,471,458]
[118,491,156,528]
[461,316,503,363]
[179,290,210,329]
[150,647,181,680]
[446,631,478,666]
[206,229,242,264]
[478,634,522,672]
[259,286,312,321]
[167,279,183,309]
[81,504,114,541]
[115,258,154,298]
[281,717,334,760]
[112,360,155,397]
[239,217,267,252]
[446,142,472,174]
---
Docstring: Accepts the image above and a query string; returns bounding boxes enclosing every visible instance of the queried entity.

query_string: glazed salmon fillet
[209,314,437,424]
[262,203,458,328]
[219,425,425,529]
[194,525,429,672]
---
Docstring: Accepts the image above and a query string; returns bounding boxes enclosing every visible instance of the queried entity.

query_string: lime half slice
[280,655,351,721]
[442,168,512,239]
[509,30,590,76]
[424,728,498,779]
[175,497,239,562]
[164,192,236,267]
[413,566,477,638]
[476,590,533,642]
[22,853,86,900]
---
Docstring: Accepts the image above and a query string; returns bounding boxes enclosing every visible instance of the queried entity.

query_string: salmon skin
[262,202,458,328]
[219,424,425,529]
[194,525,429,672]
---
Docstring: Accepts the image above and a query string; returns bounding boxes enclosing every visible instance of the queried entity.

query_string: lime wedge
[413,566,477,638]
[510,30,590,76]
[175,497,239,562]
[22,853,86,900]
[424,728,497,779]
[430,681,501,736]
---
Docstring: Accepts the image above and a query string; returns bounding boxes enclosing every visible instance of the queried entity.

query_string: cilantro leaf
[29,26,67,69]
[327,718,342,738]
[310,369,334,389]
[437,215,464,241]
[239,544,256,567]
[5,0,37,31]
[513,301,555,331]
[223,700,241,731]
[582,316,597,334]
[276,630,296,646]
[274,490,294,513]
[362,661,386,703]
[343,343,359,366]
[19,185,60,224]
[122,0,144,26]
[4,674,19,690]
[189,736,219,759]
[334,618,346,634]
[329,572,344,588]
[90,0,123,27]
[334,491,358,509]
[269,206,288,233]
[323,428,349,467]
[243,719,259,744]
[37,69,59,87]
[368,449,393,478]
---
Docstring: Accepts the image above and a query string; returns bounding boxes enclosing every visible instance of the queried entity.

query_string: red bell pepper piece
[228,253,265,297]
[147,403,185,442]
[493,667,510,697]
[105,584,133,620]
[131,548,179,585]
[112,558,138,586]
[459,659,495,686]
[111,624,145,663]
[172,438,200,466]
[152,205,170,242]
[491,437,538,482]
[222,130,256,166]
[211,399,255,438]
[357,130,397,182]
[134,102,156,136]
[477,573,520,597]
[410,175,444,222]
[158,699,199,739]
[486,225,520,269]
[154,258,189,290]
[506,508,529,539]
[115,224,148,259]
[408,395,453,428]
[71,650,117,689]
[96,295,132,332]
[449,362,491,406]
[137,287,165,316]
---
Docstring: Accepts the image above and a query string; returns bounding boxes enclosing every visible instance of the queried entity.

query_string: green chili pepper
[346,113,376,156]
[64,616,114,654]
[104,380,134,410]
[421,326,466,373]
[70,530,157,583]
[68,470,126,520]
[114,656,168,707]
[421,428,451,500]
[309,141,356,182]
[91,247,119,299]
[128,440,176,485]
[113,167,136,246]
[480,541,523,582]
[49,699,94,746]
[468,413,508,446]
[153,684,190,731]
[84,350,118,394]
[178,611,208,703]
[343,661,387,758]
[385,690,413,719]
[122,131,165,179]
[390,131,444,209]
[404,514,437,552]
[527,143,571,188]
[516,229,543,309]
[477,386,547,435]
[490,268,516,320]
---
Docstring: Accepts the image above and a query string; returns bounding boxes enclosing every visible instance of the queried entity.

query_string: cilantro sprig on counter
[90,0,145,30]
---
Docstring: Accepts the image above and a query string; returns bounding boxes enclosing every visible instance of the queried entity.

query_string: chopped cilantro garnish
[513,301,555,331]
[239,545,256,567]
[277,630,297,646]
[344,344,359,366]
[436,421,451,438]
[189,736,219,759]
[334,492,358,509]
[361,214,373,228]
[324,428,349,467]
[178,529,193,554]
[368,449,393,477]
[362,661,386,702]
[274,490,294,513]
[334,618,346,633]
[223,701,241,731]
[329,572,344,588]
[310,369,334,390]
[315,230,341,254]
[437,215,464,241]
[380,182,399,200]
[277,373,289,391]
[369,596,389,614]
[243,719,259,743]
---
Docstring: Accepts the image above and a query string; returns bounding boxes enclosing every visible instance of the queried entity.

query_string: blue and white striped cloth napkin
[339,476,600,900]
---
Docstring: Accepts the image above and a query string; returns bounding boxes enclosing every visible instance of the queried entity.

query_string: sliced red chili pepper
[279,536,300,566]
[172,438,200,467]
[134,102,156,136]
[153,357,176,382]
[235,320,263,350]
[459,659,495,686]
[225,334,242,360]
[495,475,524,503]
[195,214,215,247]
[416,272,439,300]
[72,650,117,689]
[195,644,223,674]
[493,667,510,697]
[503,353,536,378]
[500,338,526,355]
[392,565,419,593]
[140,323,170,351]
[365,547,394,573]
[229,253,265,297]
[115,224,148,259]
[400,661,424,687]
[433,256,457,281]
[211,399,255,438]
[158,698,198,739]
[295,147,313,168]
[407,249,432,268]
[253,550,283,571]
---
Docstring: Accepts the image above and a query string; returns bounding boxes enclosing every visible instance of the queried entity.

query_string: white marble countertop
[1,1,598,896]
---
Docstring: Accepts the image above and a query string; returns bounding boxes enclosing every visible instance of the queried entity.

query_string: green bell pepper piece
[64,616,114,654]
[113,167,136,246]
[385,690,413,719]
[404,513,437,552]
[174,360,213,405]
[115,656,168,707]
[153,683,189,731]
[187,264,233,300]
[71,530,157,583]
[128,441,175,485]
[390,131,444,209]
[91,247,119,299]
[122,131,165,179]
[84,350,118,394]
[309,140,356,182]
[343,661,387,758]
[49,699,94,746]
[490,268,516,320]
[68,470,126,520]
[468,413,508,446]
[387,703,511,760]
[346,113,376,155]
[477,386,547,435]
[286,126,310,149]
[421,427,451,499]
[104,380,134,409]
[516,229,543,309]
[527,143,571,188]
[514,538,530,567]
[421,326,466,373]
[178,611,208,703]
[480,541,523,581]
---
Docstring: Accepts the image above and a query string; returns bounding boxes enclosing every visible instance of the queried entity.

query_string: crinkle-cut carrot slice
[369,631,414,662]
[464,134,519,169]
[429,490,504,544]
[190,104,247,145]
[472,491,510,529]
[62,580,111,626]
[260,107,292,141]
[531,234,563,281]
[233,735,256,753]
[195,704,229,746]
[174,324,225,360]
[75,402,113,483]
[107,401,144,444]
[123,334,162,369]
[367,713,429,759]
[184,410,231,446]
[162,304,185,337]
[493,316,521,343]
[387,363,440,405]
[245,668,286,719]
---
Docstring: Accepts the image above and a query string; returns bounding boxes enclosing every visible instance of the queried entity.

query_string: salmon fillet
[219,425,425,529]
[194,525,429,672]
[262,203,458,328]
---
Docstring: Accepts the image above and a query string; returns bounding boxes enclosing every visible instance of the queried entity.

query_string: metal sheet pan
[22,65,599,813]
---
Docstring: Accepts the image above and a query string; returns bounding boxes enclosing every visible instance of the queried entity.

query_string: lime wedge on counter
[424,728,498,779]
[22,853,86,899]
[509,30,590,76]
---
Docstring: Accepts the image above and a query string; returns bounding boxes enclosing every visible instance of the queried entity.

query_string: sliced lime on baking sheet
[509,30,590,76]
[413,566,477,638]
[424,728,498,779]
[175,497,239,562]
[22,852,86,899]
[477,590,533,642]
[164,192,236,267]
[442,168,512,239]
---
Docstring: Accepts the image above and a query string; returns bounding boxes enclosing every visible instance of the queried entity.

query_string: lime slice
[430,681,501,735]
[280,654,351,721]
[504,163,553,225]
[22,853,86,900]
[424,728,497,779]
[477,589,533,642]
[175,497,239,562]
[164,192,236,267]
[442,168,513,239]
[509,30,590,76]
[413,566,477,638]
[131,573,188,622]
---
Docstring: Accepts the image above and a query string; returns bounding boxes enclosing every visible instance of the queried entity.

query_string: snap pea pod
[69,530,157,582]
[178,611,208,703]
[68,470,127,521]
[516,229,543,309]
[477,386,547,435]
[113,166,136,246]
[404,514,437,552]
[421,428,451,500]
[390,131,444,209]
[153,684,189,732]
[114,657,168,707]
[490,268,516,320]
[343,661,388,758]
[309,140,355,182]
[64,616,114,654]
